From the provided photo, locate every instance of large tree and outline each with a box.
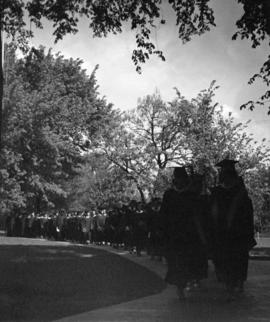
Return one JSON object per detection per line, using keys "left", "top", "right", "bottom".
{"left": 65, "top": 82, "right": 269, "bottom": 215}
{"left": 97, "top": 112, "right": 152, "bottom": 203}
{"left": 126, "top": 90, "right": 193, "bottom": 170}
{"left": 0, "top": 46, "right": 114, "bottom": 214}
{"left": 1, "top": 1, "right": 270, "bottom": 150}
{"left": 107, "top": 84, "right": 270, "bottom": 201}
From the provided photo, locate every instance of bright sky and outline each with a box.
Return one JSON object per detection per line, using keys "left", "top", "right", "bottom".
{"left": 18, "top": 0, "right": 270, "bottom": 143}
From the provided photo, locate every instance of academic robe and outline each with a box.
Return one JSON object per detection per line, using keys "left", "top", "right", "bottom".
{"left": 160, "top": 188, "right": 208, "bottom": 288}
{"left": 210, "top": 183, "right": 255, "bottom": 288}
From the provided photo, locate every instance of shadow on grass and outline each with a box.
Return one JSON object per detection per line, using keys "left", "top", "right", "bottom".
{"left": 0, "top": 243, "right": 165, "bottom": 321}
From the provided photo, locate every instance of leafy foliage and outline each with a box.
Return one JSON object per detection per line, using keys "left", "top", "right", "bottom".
{"left": 126, "top": 90, "right": 193, "bottom": 169}
{"left": 95, "top": 83, "right": 270, "bottom": 217}
{"left": 96, "top": 112, "right": 151, "bottom": 203}
{"left": 1, "top": 1, "right": 269, "bottom": 216}
{"left": 65, "top": 153, "right": 139, "bottom": 211}
{"left": 244, "top": 166, "right": 270, "bottom": 227}
{"left": 234, "top": 0, "right": 270, "bottom": 113}
{"left": 1, "top": 0, "right": 269, "bottom": 111}
{"left": 0, "top": 45, "right": 114, "bottom": 214}
{"left": 58, "top": 80, "right": 269, "bottom": 222}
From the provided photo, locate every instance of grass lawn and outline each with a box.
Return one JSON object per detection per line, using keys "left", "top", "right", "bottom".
{"left": 0, "top": 242, "right": 165, "bottom": 321}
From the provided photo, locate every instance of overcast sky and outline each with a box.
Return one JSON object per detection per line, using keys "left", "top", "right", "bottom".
{"left": 21, "top": 0, "right": 270, "bottom": 143}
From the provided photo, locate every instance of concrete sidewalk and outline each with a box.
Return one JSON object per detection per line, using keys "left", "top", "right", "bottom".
{"left": 54, "top": 244, "right": 270, "bottom": 322}
{"left": 255, "top": 237, "right": 270, "bottom": 248}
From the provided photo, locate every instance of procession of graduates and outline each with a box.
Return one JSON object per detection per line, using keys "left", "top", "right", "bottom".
{"left": 5, "top": 158, "right": 256, "bottom": 302}
{"left": 5, "top": 200, "right": 163, "bottom": 256}
{"left": 160, "top": 159, "right": 256, "bottom": 301}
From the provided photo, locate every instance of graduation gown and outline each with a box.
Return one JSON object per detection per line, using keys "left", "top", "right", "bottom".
{"left": 160, "top": 188, "right": 208, "bottom": 287}
{"left": 210, "top": 184, "right": 255, "bottom": 287}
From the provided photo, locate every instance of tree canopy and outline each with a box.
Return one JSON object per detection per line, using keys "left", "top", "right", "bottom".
{"left": 1, "top": 0, "right": 270, "bottom": 110}
{"left": 1, "top": 45, "right": 269, "bottom": 224}
{"left": 91, "top": 82, "right": 270, "bottom": 214}
{"left": 0, "top": 45, "right": 114, "bottom": 214}
{"left": 60, "top": 80, "right": 269, "bottom": 224}
{"left": 1, "top": 1, "right": 270, "bottom": 222}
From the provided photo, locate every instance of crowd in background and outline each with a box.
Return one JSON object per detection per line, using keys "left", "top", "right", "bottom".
{"left": 5, "top": 199, "right": 164, "bottom": 259}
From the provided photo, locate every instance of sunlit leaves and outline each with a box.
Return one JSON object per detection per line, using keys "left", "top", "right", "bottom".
{"left": 168, "top": 0, "right": 216, "bottom": 43}
{"left": 99, "top": 82, "right": 270, "bottom": 209}
{"left": 1, "top": 46, "right": 114, "bottom": 213}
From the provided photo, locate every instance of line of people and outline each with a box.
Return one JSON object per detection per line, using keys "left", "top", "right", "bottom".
{"left": 5, "top": 158, "right": 256, "bottom": 302}
{"left": 4, "top": 201, "right": 164, "bottom": 259}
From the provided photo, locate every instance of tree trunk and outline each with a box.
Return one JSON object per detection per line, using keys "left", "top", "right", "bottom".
{"left": 136, "top": 184, "right": 146, "bottom": 204}
{"left": 0, "top": 28, "right": 3, "bottom": 152}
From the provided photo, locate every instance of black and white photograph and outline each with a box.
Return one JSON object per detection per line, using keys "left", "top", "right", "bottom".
{"left": 0, "top": 1, "right": 270, "bottom": 321}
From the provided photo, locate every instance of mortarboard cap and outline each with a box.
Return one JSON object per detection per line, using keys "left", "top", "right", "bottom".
{"left": 216, "top": 159, "right": 239, "bottom": 182}
{"left": 215, "top": 159, "right": 239, "bottom": 169}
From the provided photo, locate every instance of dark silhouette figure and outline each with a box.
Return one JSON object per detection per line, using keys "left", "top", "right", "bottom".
{"left": 160, "top": 167, "right": 208, "bottom": 299}
{"left": 210, "top": 159, "right": 256, "bottom": 300}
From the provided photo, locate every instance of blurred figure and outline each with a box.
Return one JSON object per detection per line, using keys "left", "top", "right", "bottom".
{"left": 146, "top": 198, "right": 163, "bottom": 261}
{"left": 210, "top": 159, "right": 256, "bottom": 301}
{"left": 133, "top": 202, "right": 147, "bottom": 256}
{"left": 186, "top": 174, "right": 209, "bottom": 289}
{"left": 160, "top": 167, "right": 192, "bottom": 299}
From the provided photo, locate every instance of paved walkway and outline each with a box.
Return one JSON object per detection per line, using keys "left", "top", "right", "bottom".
{"left": 55, "top": 242, "right": 270, "bottom": 322}
{"left": 255, "top": 237, "right": 270, "bottom": 248}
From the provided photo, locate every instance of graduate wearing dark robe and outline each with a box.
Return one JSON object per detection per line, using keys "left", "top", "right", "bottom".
{"left": 160, "top": 167, "right": 208, "bottom": 299}
{"left": 210, "top": 159, "right": 256, "bottom": 299}
{"left": 146, "top": 198, "right": 163, "bottom": 260}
